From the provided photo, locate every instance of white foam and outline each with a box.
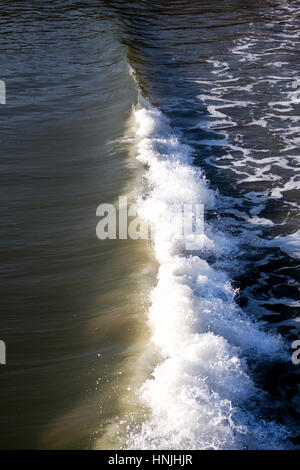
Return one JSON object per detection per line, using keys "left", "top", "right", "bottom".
{"left": 267, "top": 230, "right": 300, "bottom": 259}
{"left": 126, "top": 99, "right": 290, "bottom": 450}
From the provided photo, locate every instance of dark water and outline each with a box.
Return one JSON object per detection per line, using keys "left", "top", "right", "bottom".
{"left": 0, "top": 0, "right": 299, "bottom": 449}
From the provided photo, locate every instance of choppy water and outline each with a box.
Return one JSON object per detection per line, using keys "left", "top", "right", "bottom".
{"left": 0, "top": 0, "right": 299, "bottom": 449}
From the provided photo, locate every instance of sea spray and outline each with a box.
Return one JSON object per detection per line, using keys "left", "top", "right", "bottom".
{"left": 125, "top": 98, "right": 290, "bottom": 450}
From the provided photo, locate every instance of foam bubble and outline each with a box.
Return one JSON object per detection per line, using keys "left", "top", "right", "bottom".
{"left": 125, "top": 99, "right": 290, "bottom": 450}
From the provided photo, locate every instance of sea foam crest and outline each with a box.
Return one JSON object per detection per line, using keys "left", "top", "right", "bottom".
{"left": 127, "top": 100, "right": 289, "bottom": 450}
